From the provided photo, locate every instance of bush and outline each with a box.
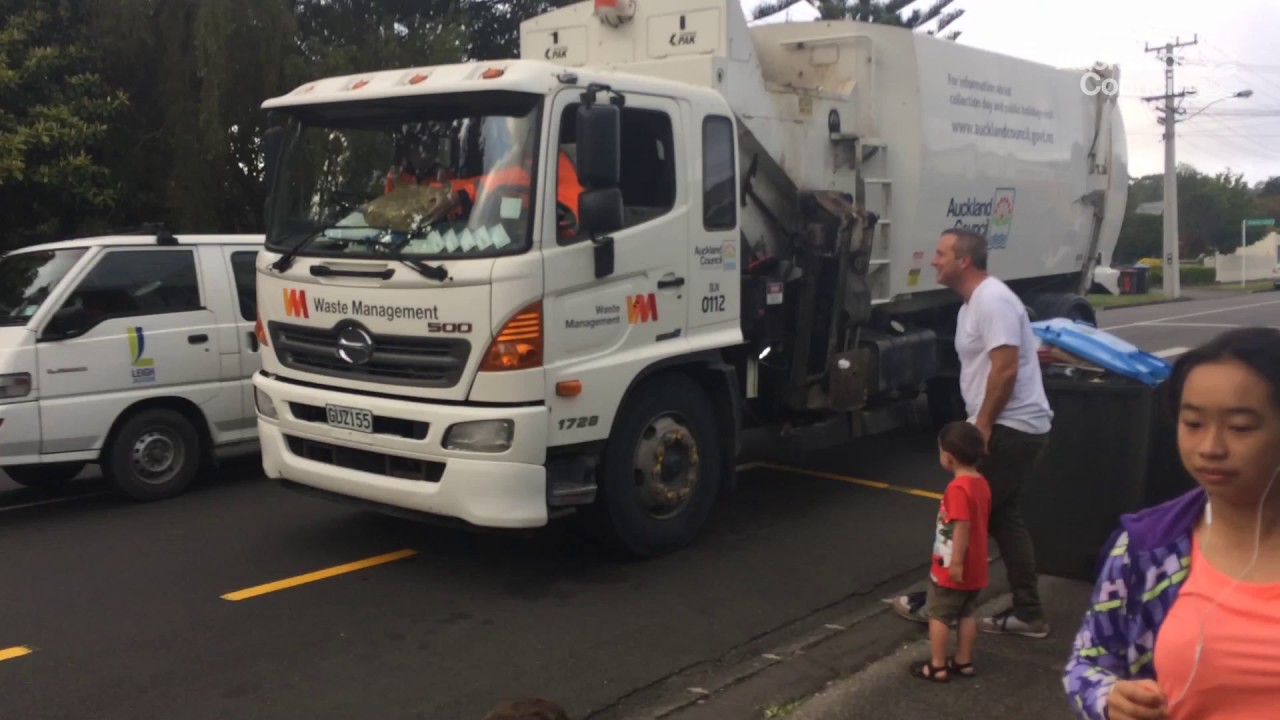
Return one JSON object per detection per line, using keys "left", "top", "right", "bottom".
{"left": 1142, "top": 265, "right": 1217, "bottom": 289}
{"left": 1181, "top": 266, "right": 1216, "bottom": 286}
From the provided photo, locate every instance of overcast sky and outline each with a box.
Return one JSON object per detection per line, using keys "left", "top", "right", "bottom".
{"left": 741, "top": 0, "right": 1280, "bottom": 185}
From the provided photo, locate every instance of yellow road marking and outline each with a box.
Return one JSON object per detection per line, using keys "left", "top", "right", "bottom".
{"left": 221, "top": 549, "right": 418, "bottom": 601}
{"left": 737, "top": 462, "right": 944, "bottom": 501}
{"left": 0, "top": 646, "right": 33, "bottom": 662}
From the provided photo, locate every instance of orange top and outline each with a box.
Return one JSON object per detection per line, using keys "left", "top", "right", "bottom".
{"left": 1154, "top": 534, "right": 1280, "bottom": 719}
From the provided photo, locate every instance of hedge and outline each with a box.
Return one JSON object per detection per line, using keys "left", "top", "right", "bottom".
{"left": 1144, "top": 265, "right": 1217, "bottom": 287}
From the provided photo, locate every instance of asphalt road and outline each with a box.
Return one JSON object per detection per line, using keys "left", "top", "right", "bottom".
{"left": 1, "top": 290, "right": 1275, "bottom": 720}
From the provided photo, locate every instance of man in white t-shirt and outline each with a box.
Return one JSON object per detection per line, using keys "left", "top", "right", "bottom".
{"left": 890, "top": 227, "right": 1053, "bottom": 639}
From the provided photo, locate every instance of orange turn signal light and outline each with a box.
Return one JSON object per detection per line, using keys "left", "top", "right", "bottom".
{"left": 556, "top": 380, "right": 582, "bottom": 397}
{"left": 255, "top": 312, "right": 269, "bottom": 347}
{"left": 480, "top": 301, "right": 542, "bottom": 372}
{"left": 481, "top": 67, "right": 507, "bottom": 79}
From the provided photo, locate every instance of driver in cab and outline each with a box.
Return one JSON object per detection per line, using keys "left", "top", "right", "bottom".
{"left": 375, "top": 132, "right": 583, "bottom": 241}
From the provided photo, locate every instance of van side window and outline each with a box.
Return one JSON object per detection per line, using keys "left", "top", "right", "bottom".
{"left": 58, "top": 249, "right": 202, "bottom": 324}
{"left": 230, "top": 251, "right": 258, "bottom": 321}
{"left": 557, "top": 103, "right": 677, "bottom": 242}
{"left": 702, "top": 115, "right": 736, "bottom": 231}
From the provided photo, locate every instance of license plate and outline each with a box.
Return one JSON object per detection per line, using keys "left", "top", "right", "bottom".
{"left": 325, "top": 404, "right": 373, "bottom": 433}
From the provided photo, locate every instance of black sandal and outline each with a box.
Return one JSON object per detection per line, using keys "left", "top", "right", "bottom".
{"left": 947, "top": 657, "right": 976, "bottom": 678}
{"left": 910, "top": 660, "right": 950, "bottom": 682}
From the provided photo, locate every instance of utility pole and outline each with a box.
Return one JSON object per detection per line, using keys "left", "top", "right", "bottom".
{"left": 1143, "top": 35, "right": 1197, "bottom": 300}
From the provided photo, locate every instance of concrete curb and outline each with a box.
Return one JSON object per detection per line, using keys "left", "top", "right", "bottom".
{"left": 593, "top": 558, "right": 1010, "bottom": 720}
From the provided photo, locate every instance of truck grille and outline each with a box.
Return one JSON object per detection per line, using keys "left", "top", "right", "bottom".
{"left": 285, "top": 435, "right": 444, "bottom": 483}
{"left": 268, "top": 321, "right": 469, "bottom": 388}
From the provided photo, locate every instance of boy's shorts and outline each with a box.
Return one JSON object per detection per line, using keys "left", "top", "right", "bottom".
{"left": 927, "top": 582, "right": 981, "bottom": 624}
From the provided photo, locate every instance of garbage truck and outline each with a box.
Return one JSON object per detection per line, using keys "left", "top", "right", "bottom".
{"left": 250, "top": 0, "right": 1128, "bottom": 556}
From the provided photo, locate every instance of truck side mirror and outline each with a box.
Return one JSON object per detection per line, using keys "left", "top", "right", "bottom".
{"left": 575, "top": 102, "right": 622, "bottom": 279}
{"left": 579, "top": 188, "right": 622, "bottom": 279}
{"left": 576, "top": 104, "right": 620, "bottom": 189}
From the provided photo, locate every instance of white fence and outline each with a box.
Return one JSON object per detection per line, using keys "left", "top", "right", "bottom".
{"left": 1213, "top": 232, "right": 1280, "bottom": 284}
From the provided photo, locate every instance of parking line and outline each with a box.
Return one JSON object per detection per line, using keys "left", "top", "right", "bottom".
{"left": 1155, "top": 347, "right": 1190, "bottom": 359}
{"left": 0, "top": 646, "right": 33, "bottom": 663}
{"left": 221, "top": 549, "right": 418, "bottom": 601}
{"left": 738, "top": 462, "right": 943, "bottom": 501}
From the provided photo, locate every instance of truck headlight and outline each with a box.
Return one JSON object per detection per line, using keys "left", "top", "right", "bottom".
{"left": 443, "top": 420, "right": 513, "bottom": 453}
{"left": 0, "top": 373, "right": 31, "bottom": 399}
{"left": 255, "top": 387, "right": 278, "bottom": 420}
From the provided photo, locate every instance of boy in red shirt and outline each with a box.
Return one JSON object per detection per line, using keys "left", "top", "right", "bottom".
{"left": 913, "top": 421, "right": 992, "bottom": 682}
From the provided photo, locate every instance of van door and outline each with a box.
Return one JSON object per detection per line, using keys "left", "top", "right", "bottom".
{"left": 35, "top": 247, "right": 222, "bottom": 455}
{"left": 218, "top": 246, "right": 262, "bottom": 442}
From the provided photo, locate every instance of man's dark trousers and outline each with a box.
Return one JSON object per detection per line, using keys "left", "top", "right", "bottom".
{"left": 981, "top": 423, "right": 1050, "bottom": 622}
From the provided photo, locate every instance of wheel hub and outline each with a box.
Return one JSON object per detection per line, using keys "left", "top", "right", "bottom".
{"left": 634, "top": 417, "right": 700, "bottom": 518}
{"left": 132, "top": 431, "right": 179, "bottom": 479}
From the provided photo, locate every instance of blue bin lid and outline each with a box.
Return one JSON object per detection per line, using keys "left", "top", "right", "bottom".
{"left": 1031, "top": 318, "right": 1172, "bottom": 387}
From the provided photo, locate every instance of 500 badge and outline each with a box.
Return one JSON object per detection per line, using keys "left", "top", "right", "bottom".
{"left": 427, "top": 322, "right": 472, "bottom": 334}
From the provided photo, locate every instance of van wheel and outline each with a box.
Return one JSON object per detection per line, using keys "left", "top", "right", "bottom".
{"left": 3, "top": 462, "right": 85, "bottom": 491}
{"left": 105, "top": 408, "right": 201, "bottom": 502}
{"left": 596, "top": 375, "right": 722, "bottom": 558}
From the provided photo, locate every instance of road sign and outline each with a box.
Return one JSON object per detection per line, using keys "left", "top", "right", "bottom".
{"left": 1244, "top": 218, "right": 1275, "bottom": 227}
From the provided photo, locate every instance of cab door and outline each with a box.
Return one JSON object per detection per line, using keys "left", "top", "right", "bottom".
{"left": 539, "top": 89, "right": 691, "bottom": 446}
{"left": 35, "top": 246, "right": 221, "bottom": 454}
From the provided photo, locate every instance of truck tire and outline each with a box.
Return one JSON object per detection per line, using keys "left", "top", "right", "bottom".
{"left": 3, "top": 462, "right": 85, "bottom": 491}
{"left": 1030, "top": 292, "right": 1095, "bottom": 325}
{"left": 596, "top": 374, "right": 723, "bottom": 558}
{"left": 104, "top": 408, "right": 202, "bottom": 502}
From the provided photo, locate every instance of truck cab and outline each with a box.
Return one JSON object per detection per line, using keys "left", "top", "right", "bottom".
{"left": 0, "top": 233, "right": 265, "bottom": 499}
{"left": 252, "top": 59, "right": 741, "bottom": 555}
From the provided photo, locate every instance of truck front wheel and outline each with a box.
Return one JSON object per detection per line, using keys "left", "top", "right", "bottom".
{"left": 104, "top": 408, "right": 202, "bottom": 502}
{"left": 597, "top": 375, "right": 723, "bottom": 558}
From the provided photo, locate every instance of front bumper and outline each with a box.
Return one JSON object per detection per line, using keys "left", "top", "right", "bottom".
{"left": 254, "top": 373, "right": 550, "bottom": 529}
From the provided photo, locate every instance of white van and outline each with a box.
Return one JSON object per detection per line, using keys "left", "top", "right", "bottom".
{"left": 0, "top": 232, "right": 265, "bottom": 500}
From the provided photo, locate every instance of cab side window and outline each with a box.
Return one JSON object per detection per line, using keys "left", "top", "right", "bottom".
{"left": 230, "top": 251, "right": 258, "bottom": 322}
{"left": 703, "top": 115, "right": 737, "bottom": 231}
{"left": 55, "top": 249, "right": 202, "bottom": 330}
{"left": 557, "top": 103, "right": 677, "bottom": 243}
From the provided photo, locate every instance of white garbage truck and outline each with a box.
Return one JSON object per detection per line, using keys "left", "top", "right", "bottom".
{"left": 250, "top": 0, "right": 1127, "bottom": 556}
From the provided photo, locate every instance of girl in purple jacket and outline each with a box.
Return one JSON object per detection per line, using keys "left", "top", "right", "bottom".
{"left": 1064, "top": 327, "right": 1280, "bottom": 720}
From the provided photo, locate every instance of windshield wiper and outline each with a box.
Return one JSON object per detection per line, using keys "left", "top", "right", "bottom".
{"left": 379, "top": 241, "right": 449, "bottom": 282}
{"left": 270, "top": 226, "right": 382, "bottom": 272}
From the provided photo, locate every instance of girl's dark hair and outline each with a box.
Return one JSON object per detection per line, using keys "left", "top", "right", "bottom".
{"left": 1167, "top": 327, "right": 1280, "bottom": 410}
{"left": 939, "top": 420, "right": 986, "bottom": 467}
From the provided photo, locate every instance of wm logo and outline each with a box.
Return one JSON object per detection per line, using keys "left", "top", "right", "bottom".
{"left": 627, "top": 293, "right": 658, "bottom": 324}
{"left": 283, "top": 288, "right": 309, "bottom": 318}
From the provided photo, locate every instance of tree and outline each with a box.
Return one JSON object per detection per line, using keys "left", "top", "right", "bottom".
{"left": 463, "top": 0, "right": 577, "bottom": 61}
{"left": 752, "top": 0, "right": 965, "bottom": 40}
{"left": 1114, "top": 174, "right": 1163, "bottom": 263}
{"left": 0, "top": 0, "right": 127, "bottom": 250}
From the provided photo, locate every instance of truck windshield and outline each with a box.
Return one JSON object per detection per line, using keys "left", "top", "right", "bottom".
{"left": 0, "top": 248, "right": 89, "bottom": 326}
{"left": 266, "top": 92, "right": 544, "bottom": 261}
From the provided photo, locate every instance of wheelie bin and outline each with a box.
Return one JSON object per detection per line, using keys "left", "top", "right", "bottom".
{"left": 1020, "top": 320, "right": 1196, "bottom": 581}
